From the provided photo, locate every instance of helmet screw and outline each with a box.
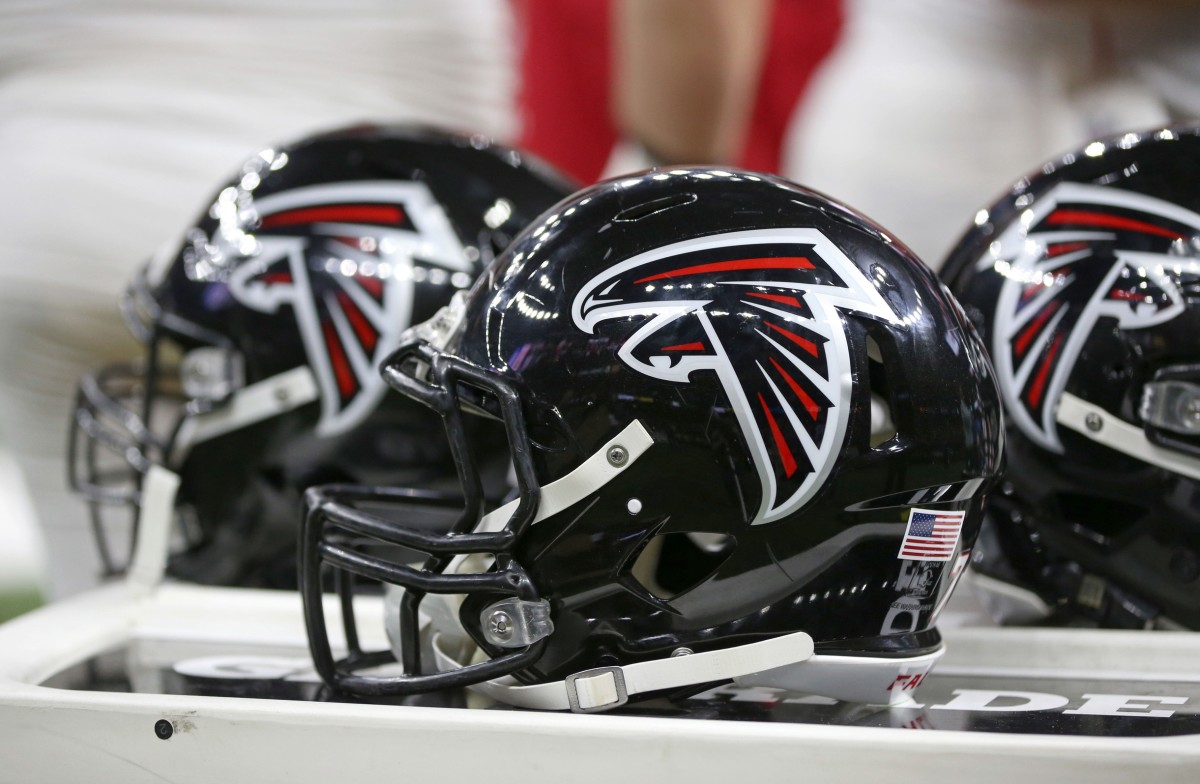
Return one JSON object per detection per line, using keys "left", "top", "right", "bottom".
{"left": 1185, "top": 397, "right": 1200, "bottom": 429}
{"left": 670, "top": 647, "right": 694, "bottom": 658}
{"left": 488, "top": 611, "right": 513, "bottom": 641}
{"left": 607, "top": 445, "right": 628, "bottom": 467}
{"left": 1085, "top": 412, "right": 1103, "bottom": 432}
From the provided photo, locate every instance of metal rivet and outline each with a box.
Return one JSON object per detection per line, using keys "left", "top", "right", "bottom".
{"left": 155, "top": 719, "right": 174, "bottom": 740}
{"left": 1186, "top": 398, "right": 1200, "bottom": 427}
{"left": 626, "top": 498, "right": 642, "bottom": 515}
{"left": 1085, "top": 412, "right": 1103, "bottom": 432}
{"left": 670, "top": 647, "right": 694, "bottom": 658}
{"left": 275, "top": 387, "right": 289, "bottom": 403}
{"left": 1170, "top": 547, "right": 1200, "bottom": 582}
{"left": 489, "top": 611, "right": 513, "bottom": 641}
{"left": 607, "top": 445, "right": 628, "bottom": 466}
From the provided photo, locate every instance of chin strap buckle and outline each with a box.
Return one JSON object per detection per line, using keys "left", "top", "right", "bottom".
{"left": 564, "top": 666, "right": 629, "bottom": 713}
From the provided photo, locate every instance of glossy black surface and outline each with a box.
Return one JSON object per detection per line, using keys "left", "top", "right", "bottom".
{"left": 310, "top": 167, "right": 1004, "bottom": 695}
{"left": 941, "top": 125, "right": 1200, "bottom": 628}
{"left": 69, "top": 124, "right": 576, "bottom": 586}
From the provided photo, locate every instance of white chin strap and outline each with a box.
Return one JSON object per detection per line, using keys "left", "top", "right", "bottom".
{"left": 437, "top": 419, "right": 656, "bottom": 580}
{"left": 428, "top": 625, "right": 941, "bottom": 711}
{"left": 1057, "top": 392, "right": 1200, "bottom": 481}
{"left": 431, "top": 628, "right": 816, "bottom": 713}
{"left": 475, "top": 419, "right": 656, "bottom": 534}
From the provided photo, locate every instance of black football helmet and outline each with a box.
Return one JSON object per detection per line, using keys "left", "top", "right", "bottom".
{"left": 942, "top": 125, "right": 1200, "bottom": 629}
{"left": 301, "top": 167, "right": 1004, "bottom": 711}
{"left": 69, "top": 124, "right": 576, "bottom": 586}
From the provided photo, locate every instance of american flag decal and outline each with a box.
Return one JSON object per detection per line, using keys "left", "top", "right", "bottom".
{"left": 897, "top": 508, "right": 964, "bottom": 561}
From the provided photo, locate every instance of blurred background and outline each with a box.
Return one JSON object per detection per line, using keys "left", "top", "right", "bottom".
{"left": 1, "top": 0, "right": 1197, "bottom": 620}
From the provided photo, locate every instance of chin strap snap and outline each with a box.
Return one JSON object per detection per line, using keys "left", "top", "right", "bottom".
{"left": 431, "top": 630, "right": 815, "bottom": 712}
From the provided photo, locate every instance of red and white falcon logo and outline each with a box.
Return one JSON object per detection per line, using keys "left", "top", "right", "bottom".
{"left": 227, "top": 182, "right": 473, "bottom": 436}
{"left": 572, "top": 228, "right": 899, "bottom": 525}
{"left": 983, "top": 182, "right": 1196, "bottom": 452}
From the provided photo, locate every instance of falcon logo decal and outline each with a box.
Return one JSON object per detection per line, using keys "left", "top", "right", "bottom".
{"left": 227, "top": 182, "right": 473, "bottom": 436}
{"left": 572, "top": 228, "right": 898, "bottom": 525}
{"left": 982, "top": 182, "right": 1196, "bottom": 452}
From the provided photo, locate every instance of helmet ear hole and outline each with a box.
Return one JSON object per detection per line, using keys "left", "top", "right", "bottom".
{"left": 865, "top": 334, "right": 897, "bottom": 446}
{"left": 628, "top": 531, "right": 735, "bottom": 601}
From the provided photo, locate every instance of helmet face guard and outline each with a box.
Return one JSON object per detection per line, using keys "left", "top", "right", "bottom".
{"left": 68, "top": 267, "right": 243, "bottom": 574}
{"left": 301, "top": 339, "right": 551, "bottom": 695}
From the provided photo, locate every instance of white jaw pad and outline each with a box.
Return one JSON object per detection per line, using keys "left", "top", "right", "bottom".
{"left": 736, "top": 646, "right": 944, "bottom": 707}
{"left": 1057, "top": 392, "right": 1200, "bottom": 482}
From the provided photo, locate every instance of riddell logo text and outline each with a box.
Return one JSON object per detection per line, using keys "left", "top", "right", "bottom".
{"left": 699, "top": 685, "right": 1187, "bottom": 718}
{"left": 887, "top": 673, "right": 927, "bottom": 693}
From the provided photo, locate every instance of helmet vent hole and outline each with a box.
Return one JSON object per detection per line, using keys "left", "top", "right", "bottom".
{"left": 628, "top": 531, "right": 734, "bottom": 601}
{"left": 613, "top": 193, "right": 698, "bottom": 223}
{"left": 865, "top": 335, "right": 897, "bottom": 446}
